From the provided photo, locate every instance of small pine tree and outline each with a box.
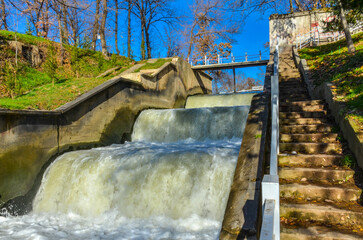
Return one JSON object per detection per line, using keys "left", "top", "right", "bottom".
{"left": 71, "top": 44, "right": 81, "bottom": 78}
{"left": 25, "top": 18, "right": 33, "bottom": 35}
{"left": 44, "top": 45, "right": 58, "bottom": 86}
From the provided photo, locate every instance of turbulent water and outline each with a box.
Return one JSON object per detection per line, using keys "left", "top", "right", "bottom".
{"left": 0, "top": 105, "right": 250, "bottom": 240}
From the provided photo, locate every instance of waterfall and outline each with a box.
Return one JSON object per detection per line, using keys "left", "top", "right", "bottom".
{"left": 0, "top": 101, "right": 250, "bottom": 240}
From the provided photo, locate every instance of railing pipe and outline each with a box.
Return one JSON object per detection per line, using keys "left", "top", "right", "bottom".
{"left": 260, "top": 43, "right": 280, "bottom": 240}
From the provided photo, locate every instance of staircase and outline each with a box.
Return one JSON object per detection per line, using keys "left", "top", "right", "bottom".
{"left": 278, "top": 48, "right": 363, "bottom": 239}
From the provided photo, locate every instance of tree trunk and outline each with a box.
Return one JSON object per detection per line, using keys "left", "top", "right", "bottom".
{"left": 127, "top": 0, "right": 132, "bottom": 58}
{"left": 100, "top": 0, "right": 108, "bottom": 57}
{"left": 61, "top": 0, "right": 69, "bottom": 44}
{"left": 114, "top": 0, "right": 119, "bottom": 55}
{"left": 140, "top": 0, "right": 146, "bottom": 60}
{"left": 313, "top": 0, "right": 318, "bottom": 9}
{"left": 320, "top": 0, "right": 327, "bottom": 8}
{"left": 55, "top": 3, "right": 64, "bottom": 65}
{"left": 42, "top": 0, "right": 50, "bottom": 38}
{"left": 92, "top": 0, "right": 101, "bottom": 51}
{"left": 294, "top": 0, "right": 303, "bottom": 11}
{"left": 187, "top": 22, "right": 197, "bottom": 59}
{"left": 289, "top": 0, "right": 294, "bottom": 13}
{"left": 145, "top": 25, "right": 151, "bottom": 59}
{"left": 337, "top": 0, "right": 355, "bottom": 54}
{"left": 0, "top": 0, "right": 7, "bottom": 30}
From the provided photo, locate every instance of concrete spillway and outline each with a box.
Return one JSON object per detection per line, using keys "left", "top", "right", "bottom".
{"left": 185, "top": 92, "right": 256, "bottom": 108}
{"left": 0, "top": 95, "right": 252, "bottom": 239}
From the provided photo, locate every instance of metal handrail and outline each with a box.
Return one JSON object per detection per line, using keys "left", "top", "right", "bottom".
{"left": 296, "top": 22, "right": 363, "bottom": 49}
{"left": 260, "top": 44, "right": 280, "bottom": 240}
{"left": 188, "top": 51, "right": 269, "bottom": 66}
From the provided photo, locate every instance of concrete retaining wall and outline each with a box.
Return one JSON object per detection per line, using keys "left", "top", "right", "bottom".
{"left": 292, "top": 47, "right": 363, "bottom": 168}
{"left": 269, "top": 10, "right": 332, "bottom": 51}
{"left": 0, "top": 57, "right": 212, "bottom": 213}
{"left": 219, "top": 57, "right": 272, "bottom": 240}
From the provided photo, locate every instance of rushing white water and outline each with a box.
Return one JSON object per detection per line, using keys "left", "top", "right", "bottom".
{"left": 0, "top": 105, "right": 250, "bottom": 240}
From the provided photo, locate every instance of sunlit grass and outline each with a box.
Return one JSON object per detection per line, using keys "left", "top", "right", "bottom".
{"left": 299, "top": 32, "right": 363, "bottom": 126}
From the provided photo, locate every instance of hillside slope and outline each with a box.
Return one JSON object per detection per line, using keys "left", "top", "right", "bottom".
{"left": 0, "top": 30, "right": 135, "bottom": 110}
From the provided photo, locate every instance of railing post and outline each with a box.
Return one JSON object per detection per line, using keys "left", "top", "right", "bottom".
{"left": 261, "top": 175, "right": 280, "bottom": 240}
{"left": 260, "top": 50, "right": 262, "bottom": 60}
{"left": 245, "top": 52, "right": 247, "bottom": 62}
{"left": 218, "top": 54, "right": 220, "bottom": 64}
{"left": 205, "top": 55, "right": 207, "bottom": 65}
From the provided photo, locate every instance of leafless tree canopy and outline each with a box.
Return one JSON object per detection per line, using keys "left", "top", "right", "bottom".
{"left": 0, "top": 0, "right": 355, "bottom": 59}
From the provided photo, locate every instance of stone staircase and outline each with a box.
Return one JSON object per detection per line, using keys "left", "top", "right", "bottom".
{"left": 277, "top": 48, "right": 363, "bottom": 239}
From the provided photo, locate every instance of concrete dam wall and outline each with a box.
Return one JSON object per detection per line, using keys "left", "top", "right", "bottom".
{"left": 0, "top": 57, "right": 212, "bottom": 210}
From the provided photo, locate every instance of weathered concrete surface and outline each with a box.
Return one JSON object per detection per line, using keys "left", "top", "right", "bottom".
{"left": 293, "top": 48, "right": 363, "bottom": 168}
{"left": 0, "top": 57, "right": 212, "bottom": 213}
{"left": 219, "top": 60, "right": 272, "bottom": 240}
{"left": 185, "top": 93, "right": 256, "bottom": 109}
{"left": 269, "top": 10, "right": 332, "bottom": 51}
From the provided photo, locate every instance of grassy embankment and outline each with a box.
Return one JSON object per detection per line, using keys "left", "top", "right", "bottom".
{"left": 299, "top": 32, "right": 363, "bottom": 131}
{"left": 0, "top": 31, "right": 169, "bottom": 110}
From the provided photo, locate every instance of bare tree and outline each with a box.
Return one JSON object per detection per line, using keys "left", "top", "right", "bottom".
{"left": 114, "top": 0, "right": 119, "bottom": 54}
{"left": 336, "top": 0, "right": 355, "bottom": 53}
{"left": 127, "top": 0, "right": 133, "bottom": 58}
{"left": 1, "top": 0, "right": 8, "bottom": 30}
{"left": 91, "top": 0, "right": 100, "bottom": 50}
{"left": 100, "top": 0, "right": 108, "bottom": 56}
{"left": 183, "top": 0, "right": 238, "bottom": 60}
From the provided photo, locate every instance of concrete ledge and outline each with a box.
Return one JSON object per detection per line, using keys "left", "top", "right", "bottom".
{"left": 219, "top": 58, "right": 272, "bottom": 240}
{"left": 293, "top": 47, "right": 363, "bottom": 168}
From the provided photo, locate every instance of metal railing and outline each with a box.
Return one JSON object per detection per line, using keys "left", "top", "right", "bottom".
{"left": 296, "top": 22, "right": 363, "bottom": 49}
{"left": 188, "top": 50, "right": 269, "bottom": 66}
{"left": 260, "top": 44, "right": 280, "bottom": 240}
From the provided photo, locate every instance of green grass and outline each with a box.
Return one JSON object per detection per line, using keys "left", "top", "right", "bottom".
{"left": 0, "top": 30, "right": 48, "bottom": 45}
{"left": 0, "top": 30, "right": 171, "bottom": 110}
{"left": 135, "top": 58, "right": 171, "bottom": 72}
{"left": 0, "top": 76, "right": 112, "bottom": 110}
{"left": 299, "top": 32, "right": 363, "bottom": 126}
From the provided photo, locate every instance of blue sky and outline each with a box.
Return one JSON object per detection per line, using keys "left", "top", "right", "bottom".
{"left": 9, "top": 0, "right": 274, "bottom": 88}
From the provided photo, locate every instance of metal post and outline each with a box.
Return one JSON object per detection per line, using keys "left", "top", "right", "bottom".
{"left": 231, "top": 53, "right": 234, "bottom": 63}
{"left": 245, "top": 52, "right": 247, "bottom": 62}
{"left": 205, "top": 55, "right": 207, "bottom": 65}
{"left": 233, "top": 67, "right": 236, "bottom": 93}
{"left": 259, "top": 50, "right": 262, "bottom": 60}
{"left": 218, "top": 54, "right": 220, "bottom": 64}
{"left": 261, "top": 175, "right": 280, "bottom": 240}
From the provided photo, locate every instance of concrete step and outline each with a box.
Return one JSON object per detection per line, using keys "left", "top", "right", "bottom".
{"left": 280, "top": 94, "right": 310, "bottom": 101}
{"left": 280, "top": 133, "right": 338, "bottom": 143}
{"left": 280, "top": 111, "right": 328, "bottom": 119}
{"left": 279, "top": 167, "right": 354, "bottom": 182}
{"left": 280, "top": 88, "right": 308, "bottom": 95}
{"left": 280, "top": 97, "right": 311, "bottom": 103}
{"left": 280, "top": 103, "right": 325, "bottom": 112}
{"left": 280, "top": 100, "right": 324, "bottom": 107}
{"left": 280, "top": 118, "right": 330, "bottom": 125}
{"left": 280, "top": 203, "right": 363, "bottom": 229}
{"left": 281, "top": 226, "right": 362, "bottom": 240}
{"left": 280, "top": 124, "right": 334, "bottom": 134}
{"left": 280, "top": 142, "right": 342, "bottom": 154}
{"left": 279, "top": 79, "right": 302, "bottom": 86}
{"left": 278, "top": 154, "right": 343, "bottom": 167}
{"left": 280, "top": 183, "right": 362, "bottom": 202}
